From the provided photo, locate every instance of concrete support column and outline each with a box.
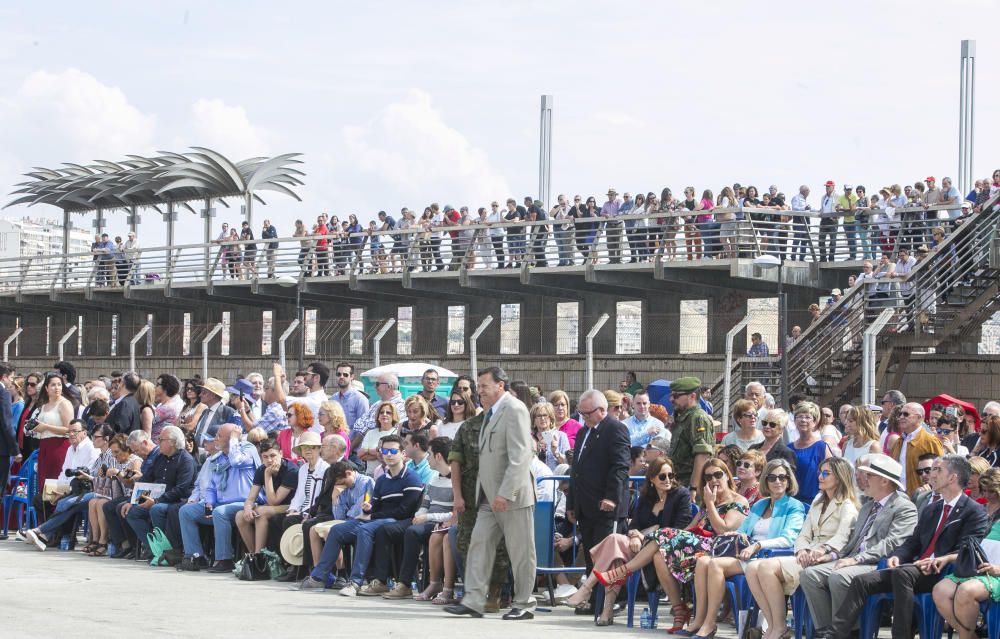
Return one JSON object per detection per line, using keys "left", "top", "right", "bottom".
{"left": 707, "top": 293, "right": 747, "bottom": 354}
{"left": 644, "top": 296, "right": 681, "bottom": 354}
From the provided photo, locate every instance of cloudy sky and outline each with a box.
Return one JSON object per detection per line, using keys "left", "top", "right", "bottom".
{"left": 1, "top": 1, "right": 998, "bottom": 245}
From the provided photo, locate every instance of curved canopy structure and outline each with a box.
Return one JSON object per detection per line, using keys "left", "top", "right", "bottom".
{"left": 4, "top": 147, "right": 305, "bottom": 213}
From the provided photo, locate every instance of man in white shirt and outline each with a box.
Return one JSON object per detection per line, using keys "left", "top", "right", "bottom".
{"left": 60, "top": 419, "right": 100, "bottom": 480}
{"left": 938, "top": 177, "right": 963, "bottom": 220}
{"left": 623, "top": 391, "right": 667, "bottom": 447}
{"left": 287, "top": 362, "right": 329, "bottom": 433}
{"left": 818, "top": 180, "right": 838, "bottom": 262}
{"left": 790, "top": 185, "right": 812, "bottom": 261}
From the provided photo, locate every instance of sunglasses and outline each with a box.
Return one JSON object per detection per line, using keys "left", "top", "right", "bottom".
{"left": 917, "top": 467, "right": 934, "bottom": 475}
{"left": 818, "top": 469, "right": 832, "bottom": 478}
{"left": 761, "top": 420, "right": 782, "bottom": 429}
{"left": 737, "top": 413, "right": 757, "bottom": 420}
{"left": 380, "top": 447, "right": 400, "bottom": 455}
{"left": 735, "top": 461, "right": 755, "bottom": 470}
{"left": 657, "top": 472, "right": 675, "bottom": 481}
{"left": 450, "top": 399, "right": 466, "bottom": 405}
{"left": 936, "top": 428, "right": 954, "bottom": 435}
{"left": 766, "top": 474, "right": 790, "bottom": 483}
{"left": 336, "top": 372, "right": 351, "bottom": 378}
{"left": 702, "top": 470, "right": 726, "bottom": 482}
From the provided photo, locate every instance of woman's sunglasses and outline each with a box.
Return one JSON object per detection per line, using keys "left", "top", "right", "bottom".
{"left": 735, "top": 461, "right": 755, "bottom": 470}
{"left": 766, "top": 474, "right": 789, "bottom": 483}
{"left": 702, "top": 470, "right": 726, "bottom": 482}
{"left": 657, "top": 472, "right": 674, "bottom": 481}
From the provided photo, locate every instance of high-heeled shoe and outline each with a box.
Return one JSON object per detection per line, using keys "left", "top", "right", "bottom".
{"left": 667, "top": 602, "right": 692, "bottom": 634}
{"left": 595, "top": 585, "right": 619, "bottom": 626}
{"left": 564, "top": 580, "right": 593, "bottom": 608}
{"left": 593, "top": 565, "right": 632, "bottom": 587}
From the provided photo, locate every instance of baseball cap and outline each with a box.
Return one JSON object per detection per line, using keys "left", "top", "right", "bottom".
{"left": 824, "top": 180, "right": 835, "bottom": 187}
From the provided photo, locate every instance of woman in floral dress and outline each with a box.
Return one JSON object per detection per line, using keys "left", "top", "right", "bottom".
{"left": 595, "top": 457, "right": 749, "bottom": 633}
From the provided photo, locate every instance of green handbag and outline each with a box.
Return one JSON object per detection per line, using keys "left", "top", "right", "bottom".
{"left": 146, "top": 527, "right": 173, "bottom": 567}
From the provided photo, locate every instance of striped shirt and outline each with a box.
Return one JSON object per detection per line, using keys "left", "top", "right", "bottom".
{"left": 416, "top": 471, "right": 454, "bottom": 523}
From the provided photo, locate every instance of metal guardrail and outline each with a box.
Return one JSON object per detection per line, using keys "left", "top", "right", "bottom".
{"left": 711, "top": 192, "right": 1000, "bottom": 417}
{"left": 0, "top": 204, "right": 970, "bottom": 296}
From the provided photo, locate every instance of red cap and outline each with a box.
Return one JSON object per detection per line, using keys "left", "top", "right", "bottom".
{"left": 824, "top": 180, "right": 835, "bottom": 187}
{"left": 925, "top": 176, "right": 936, "bottom": 182}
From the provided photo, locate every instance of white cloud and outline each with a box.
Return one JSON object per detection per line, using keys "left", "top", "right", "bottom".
{"left": 189, "top": 98, "right": 273, "bottom": 160}
{"left": 340, "top": 89, "right": 511, "bottom": 208}
{"left": 0, "top": 68, "right": 156, "bottom": 162}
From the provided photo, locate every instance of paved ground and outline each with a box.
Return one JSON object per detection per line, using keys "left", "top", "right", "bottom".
{"left": 0, "top": 539, "right": 748, "bottom": 638}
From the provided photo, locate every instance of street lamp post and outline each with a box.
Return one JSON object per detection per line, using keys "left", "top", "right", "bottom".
{"left": 276, "top": 276, "right": 305, "bottom": 371}
{"left": 754, "top": 255, "right": 788, "bottom": 408}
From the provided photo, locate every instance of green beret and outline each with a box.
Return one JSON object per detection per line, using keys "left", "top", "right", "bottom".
{"left": 671, "top": 377, "right": 702, "bottom": 394}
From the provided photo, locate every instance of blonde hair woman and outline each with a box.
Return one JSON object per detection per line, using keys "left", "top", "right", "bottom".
{"left": 134, "top": 379, "right": 156, "bottom": 436}
{"left": 745, "top": 457, "right": 860, "bottom": 639}
{"left": 318, "top": 400, "right": 351, "bottom": 458}
{"left": 842, "top": 404, "right": 881, "bottom": 466}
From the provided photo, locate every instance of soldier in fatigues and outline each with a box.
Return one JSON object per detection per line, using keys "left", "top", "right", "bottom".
{"left": 667, "top": 377, "right": 716, "bottom": 490}
{"left": 447, "top": 411, "right": 510, "bottom": 611}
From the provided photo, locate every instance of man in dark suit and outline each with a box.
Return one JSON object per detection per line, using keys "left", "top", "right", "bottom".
{"left": 192, "top": 378, "right": 236, "bottom": 450}
{"left": 0, "top": 363, "right": 20, "bottom": 538}
{"left": 826, "top": 454, "right": 988, "bottom": 639}
{"left": 107, "top": 372, "right": 141, "bottom": 434}
{"left": 567, "top": 388, "right": 630, "bottom": 612}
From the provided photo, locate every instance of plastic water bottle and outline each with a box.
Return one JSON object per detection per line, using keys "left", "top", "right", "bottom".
{"left": 411, "top": 580, "right": 418, "bottom": 592}
{"left": 107, "top": 543, "right": 116, "bottom": 557}
{"left": 59, "top": 535, "right": 71, "bottom": 551}
{"left": 640, "top": 607, "right": 651, "bottom": 630}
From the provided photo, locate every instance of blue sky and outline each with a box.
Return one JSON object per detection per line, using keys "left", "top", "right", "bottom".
{"left": 1, "top": 1, "right": 998, "bottom": 245}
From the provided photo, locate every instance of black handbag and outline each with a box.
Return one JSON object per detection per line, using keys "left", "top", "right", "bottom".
{"left": 953, "top": 535, "right": 988, "bottom": 578}
{"left": 711, "top": 533, "right": 750, "bottom": 558}
{"left": 236, "top": 552, "right": 271, "bottom": 581}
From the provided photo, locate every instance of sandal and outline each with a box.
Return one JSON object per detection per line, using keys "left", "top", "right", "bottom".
{"left": 431, "top": 588, "right": 456, "bottom": 605}
{"left": 80, "top": 542, "right": 99, "bottom": 554}
{"left": 594, "top": 565, "right": 632, "bottom": 587}
{"left": 414, "top": 581, "right": 443, "bottom": 601}
{"left": 88, "top": 544, "right": 108, "bottom": 557}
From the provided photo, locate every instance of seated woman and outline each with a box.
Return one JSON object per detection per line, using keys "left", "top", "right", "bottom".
{"left": 745, "top": 456, "right": 860, "bottom": 639}
{"left": 735, "top": 449, "right": 766, "bottom": 507}
{"left": 236, "top": 439, "right": 298, "bottom": 554}
{"left": 750, "top": 409, "right": 797, "bottom": 470}
{"left": 790, "top": 401, "right": 832, "bottom": 504}
{"left": 318, "top": 401, "right": 352, "bottom": 459}
{"left": 686, "top": 459, "right": 805, "bottom": 639}
{"left": 530, "top": 402, "right": 571, "bottom": 470}
{"left": 398, "top": 394, "right": 440, "bottom": 439}
{"left": 933, "top": 470, "right": 1000, "bottom": 639}
{"left": 277, "top": 404, "right": 314, "bottom": 463}
{"left": 359, "top": 403, "right": 399, "bottom": 475}
{"left": 590, "top": 458, "right": 749, "bottom": 633}
{"left": 566, "top": 457, "right": 693, "bottom": 625}
{"left": 85, "top": 431, "right": 141, "bottom": 556}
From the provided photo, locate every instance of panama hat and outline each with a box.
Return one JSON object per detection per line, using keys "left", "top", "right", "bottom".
{"left": 280, "top": 524, "right": 304, "bottom": 566}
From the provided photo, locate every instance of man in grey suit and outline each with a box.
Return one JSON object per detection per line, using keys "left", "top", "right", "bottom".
{"left": 446, "top": 366, "right": 537, "bottom": 620}
{"left": 192, "top": 378, "right": 236, "bottom": 450}
{"left": 799, "top": 454, "right": 918, "bottom": 637}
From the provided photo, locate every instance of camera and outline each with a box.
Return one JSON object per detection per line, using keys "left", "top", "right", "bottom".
{"left": 24, "top": 418, "right": 39, "bottom": 431}
{"left": 122, "top": 469, "right": 136, "bottom": 479}
{"left": 65, "top": 467, "right": 89, "bottom": 478}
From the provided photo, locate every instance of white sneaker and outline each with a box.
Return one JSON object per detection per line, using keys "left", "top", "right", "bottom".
{"left": 339, "top": 583, "right": 358, "bottom": 597}
{"left": 553, "top": 584, "right": 578, "bottom": 601}
{"left": 26, "top": 529, "right": 46, "bottom": 552}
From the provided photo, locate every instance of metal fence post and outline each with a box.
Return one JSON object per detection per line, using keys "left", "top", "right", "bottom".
{"left": 201, "top": 323, "right": 224, "bottom": 380}
{"left": 2, "top": 327, "right": 22, "bottom": 362}
{"left": 129, "top": 323, "right": 152, "bottom": 374}
{"left": 862, "top": 309, "right": 895, "bottom": 405}
{"left": 723, "top": 313, "right": 754, "bottom": 427}
{"left": 57, "top": 325, "right": 78, "bottom": 362}
{"left": 469, "top": 315, "right": 494, "bottom": 376}
{"left": 277, "top": 318, "right": 301, "bottom": 374}
{"left": 585, "top": 313, "right": 610, "bottom": 390}
{"left": 372, "top": 319, "right": 396, "bottom": 368}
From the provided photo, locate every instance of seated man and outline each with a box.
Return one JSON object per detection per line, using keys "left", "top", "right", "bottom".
{"left": 403, "top": 432, "right": 435, "bottom": 484}
{"left": 321, "top": 433, "right": 347, "bottom": 465}
{"left": 369, "top": 437, "right": 454, "bottom": 599}
{"left": 825, "top": 454, "right": 988, "bottom": 639}
{"left": 163, "top": 434, "right": 219, "bottom": 549}
{"left": 293, "top": 434, "right": 422, "bottom": 596}
{"left": 177, "top": 423, "right": 260, "bottom": 572}
{"left": 105, "top": 430, "right": 160, "bottom": 559}
{"left": 912, "top": 452, "right": 940, "bottom": 512}
{"left": 799, "top": 454, "right": 917, "bottom": 636}
{"left": 236, "top": 439, "right": 298, "bottom": 555}
{"left": 123, "top": 426, "right": 195, "bottom": 561}
{"left": 305, "top": 460, "right": 375, "bottom": 587}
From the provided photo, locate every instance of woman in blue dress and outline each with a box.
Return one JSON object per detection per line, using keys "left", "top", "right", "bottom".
{"left": 791, "top": 401, "right": 832, "bottom": 503}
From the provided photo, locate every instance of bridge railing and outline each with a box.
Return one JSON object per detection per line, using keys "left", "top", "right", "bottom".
{"left": 0, "top": 203, "right": 974, "bottom": 294}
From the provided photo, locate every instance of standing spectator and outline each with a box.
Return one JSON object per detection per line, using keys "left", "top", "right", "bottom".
{"left": 668, "top": 377, "right": 715, "bottom": 490}
{"left": 502, "top": 199, "right": 526, "bottom": 268}
{"left": 563, "top": 389, "right": 630, "bottom": 614}
{"left": 789, "top": 185, "right": 812, "bottom": 261}
{"left": 550, "top": 195, "right": 572, "bottom": 266}
{"left": 415, "top": 368, "right": 448, "bottom": 420}
{"left": 113, "top": 235, "right": 129, "bottom": 285}
{"left": 151, "top": 374, "right": 183, "bottom": 441}
{"left": 314, "top": 214, "right": 329, "bottom": 277}
{"left": 530, "top": 402, "right": 570, "bottom": 470}
{"left": 261, "top": 218, "right": 278, "bottom": 278}
{"left": 445, "top": 367, "right": 538, "bottom": 620}
{"left": 91, "top": 233, "right": 114, "bottom": 286}
{"left": 0, "top": 363, "right": 19, "bottom": 512}
{"left": 548, "top": 390, "right": 582, "bottom": 447}
{"left": 747, "top": 332, "right": 770, "bottom": 357}
{"left": 528, "top": 200, "right": 549, "bottom": 267}
{"left": 31, "top": 372, "right": 75, "bottom": 495}
{"left": 791, "top": 402, "right": 833, "bottom": 503}
{"left": 818, "top": 180, "right": 838, "bottom": 261}
{"left": 124, "top": 231, "right": 141, "bottom": 284}
{"left": 890, "top": 403, "right": 944, "bottom": 494}
{"left": 623, "top": 390, "right": 666, "bottom": 447}
{"left": 836, "top": 183, "right": 859, "bottom": 260}
{"left": 293, "top": 219, "right": 311, "bottom": 276}
{"left": 240, "top": 221, "right": 257, "bottom": 278}
{"left": 329, "top": 362, "right": 369, "bottom": 431}
{"left": 601, "top": 188, "right": 623, "bottom": 263}
{"left": 191, "top": 378, "right": 236, "bottom": 449}
{"left": 287, "top": 361, "right": 330, "bottom": 422}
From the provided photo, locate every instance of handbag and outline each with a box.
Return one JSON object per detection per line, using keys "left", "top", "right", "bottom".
{"left": 146, "top": 528, "right": 173, "bottom": 567}
{"left": 953, "top": 535, "right": 988, "bottom": 578}
{"left": 235, "top": 551, "right": 271, "bottom": 581}
{"left": 711, "top": 533, "right": 751, "bottom": 558}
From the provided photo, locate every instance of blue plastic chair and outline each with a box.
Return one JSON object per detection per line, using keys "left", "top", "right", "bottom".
{"left": 730, "top": 549, "right": 792, "bottom": 638}
{"left": 533, "top": 476, "right": 586, "bottom": 611}
{"left": 2, "top": 450, "right": 39, "bottom": 535}
{"left": 790, "top": 587, "right": 815, "bottom": 639}
{"left": 857, "top": 570, "right": 946, "bottom": 639}
{"left": 984, "top": 601, "right": 1000, "bottom": 638}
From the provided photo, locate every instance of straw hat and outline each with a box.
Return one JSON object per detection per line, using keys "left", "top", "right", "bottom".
{"left": 279, "top": 524, "right": 304, "bottom": 566}
{"left": 199, "top": 377, "right": 226, "bottom": 399}
{"left": 292, "top": 431, "right": 322, "bottom": 455}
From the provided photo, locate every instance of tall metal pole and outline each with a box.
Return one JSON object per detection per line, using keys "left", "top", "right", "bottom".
{"left": 585, "top": 313, "right": 610, "bottom": 390}
{"left": 959, "top": 40, "right": 976, "bottom": 194}
{"left": 296, "top": 286, "right": 305, "bottom": 372}
{"left": 538, "top": 95, "right": 553, "bottom": 210}
{"left": 778, "top": 264, "right": 788, "bottom": 410}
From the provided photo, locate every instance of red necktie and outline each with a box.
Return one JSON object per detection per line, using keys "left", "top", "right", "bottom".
{"left": 919, "top": 504, "right": 952, "bottom": 560}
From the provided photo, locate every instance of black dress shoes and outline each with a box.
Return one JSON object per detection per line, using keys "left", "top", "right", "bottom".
{"left": 502, "top": 608, "right": 534, "bottom": 621}
{"left": 444, "top": 603, "right": 483, "bottom": 618}
{"left": 208, "top": 559, "right": 234, "bottom": 573}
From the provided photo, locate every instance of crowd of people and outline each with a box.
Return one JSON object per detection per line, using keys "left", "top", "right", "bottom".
{"left": 3, "top": 357, "right": 1000, "bottom": 637}
{"left": 83, "top": 174, "right": 1000, "bottom": 283}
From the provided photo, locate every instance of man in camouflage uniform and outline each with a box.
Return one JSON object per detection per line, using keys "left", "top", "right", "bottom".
{"left": 667, "top": 376, "right": 715, "bottom": 492}
{"left": 447, "top": 411, "right": 510, "bottom": 610}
